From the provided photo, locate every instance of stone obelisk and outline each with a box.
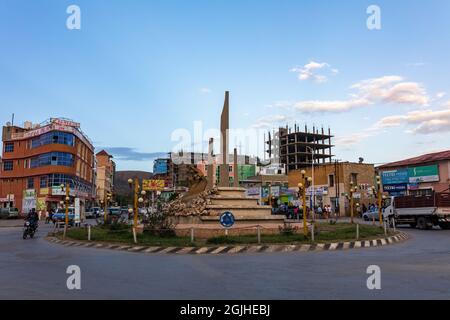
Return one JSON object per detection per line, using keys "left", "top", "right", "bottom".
{"left": 219, "top": 91, "right": 230, "bottom": 187}
{"left": 233, "top": 148, "right": 239, "bottom": 187}
{"left": 207, "top": 137, "right": 214, "bottom": 189}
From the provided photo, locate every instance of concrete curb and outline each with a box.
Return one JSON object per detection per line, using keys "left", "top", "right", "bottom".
{"left": 45, "top": 232, "right": 409, "bottom": 255}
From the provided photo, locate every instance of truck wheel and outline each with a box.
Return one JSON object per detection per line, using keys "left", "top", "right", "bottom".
{"left": 439, "top": 223, "right": 450, "bottom": 230}
{"left": 417, "top": 217, "right": 430, "bottom": 230}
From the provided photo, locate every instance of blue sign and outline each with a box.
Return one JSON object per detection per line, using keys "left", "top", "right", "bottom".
{"left": 383, "top": 183, "right": 407, "bottom": 196}
{"left": 219, "top": 211, "right": 235, "bottom": 228}
{"left": 381, "top": 169, "right": 409, "bottom": 185}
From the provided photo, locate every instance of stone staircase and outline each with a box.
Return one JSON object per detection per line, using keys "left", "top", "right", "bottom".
{"left": 200, "top": 187, "right": 285, "bottom": 225}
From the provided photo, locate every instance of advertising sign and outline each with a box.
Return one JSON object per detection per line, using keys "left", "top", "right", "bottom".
{"left": 270, "top": 186, "right": 280, "bottom": 197}
{"left": 40, "top": 188, "right": 49, "bottom": 196}
{"left": 383, "top": 184, "right": 408, "bottom": 194}
{"left": 246, "top": 187, "right": 260, "bottom": 197}
{"left": 408, "top": 165, "right": 439, "bottom": 183}
{"left": 23, "top": 189, "right": 36, "bottom": 199}
{"left": 22, "top": 198, "right": 36, "bottom": 213}
{"left": 381, "top": 169, "right": 409, "bottom": 185}
{"left": 142, "top": 179, "right": 165, "bottom": 191}
{"left": 74, "top": 198, "right": 81, "bottom": 223}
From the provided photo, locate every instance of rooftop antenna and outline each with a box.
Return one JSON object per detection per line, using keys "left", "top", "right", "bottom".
{"left": 11, "top": 113, "right": 14, "bottom": 126}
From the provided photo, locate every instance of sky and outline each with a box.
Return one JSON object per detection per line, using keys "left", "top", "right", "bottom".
{"left": 1, "top": 0, "right": 450, "bottom": 171}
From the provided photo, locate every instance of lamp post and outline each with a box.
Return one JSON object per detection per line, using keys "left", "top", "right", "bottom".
{"left": 298, "top": 169, "right": 311, "bottom": 237}
{"left": 349, "top": 182, "right": 354, "bottom": 224}
{"left": 60, "top": 183, "right": 70, "bottom": 239}
{"left": 305, "top": 146, "right": 315, "bottom": 221}
{"left": 376, "top": 175, "right": 383, "bottom": 226}
{"left": 128, "top": 178, "right": 140, "bottom": 228}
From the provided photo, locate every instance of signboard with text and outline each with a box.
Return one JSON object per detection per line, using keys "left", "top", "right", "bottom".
{"left": 381, "top": 169, "right": 409, "bottom": 185}
{"left": 142, "top": 180, "right": 165, "bottom": 191}
{"left": 408, "top": 165, "right": 439, "bottom": 183}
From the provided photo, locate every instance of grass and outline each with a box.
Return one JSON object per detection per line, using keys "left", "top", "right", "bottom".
{"left": 59, "top": 223, "right": 395, "bottom": 247}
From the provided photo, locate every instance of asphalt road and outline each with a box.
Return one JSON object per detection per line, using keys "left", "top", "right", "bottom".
{"left": 0, "top": 222, "right": 449, "bottom": 299}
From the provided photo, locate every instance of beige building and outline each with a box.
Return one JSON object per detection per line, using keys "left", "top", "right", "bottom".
{"left": 288, "top": 162, "right": 376, "bottom": 216}
{"left": 95, "top": 150, "right": 115, "bottom": 202}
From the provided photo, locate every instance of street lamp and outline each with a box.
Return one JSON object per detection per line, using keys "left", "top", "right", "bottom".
{"left": 60, "top": 183, "right": 70, "bottom": 239}
{"left": 305, "top": 146, "right": 315, "bottom": 221}
{"left": 376, "top": 175, "right": 383, "bottom": 226}
{"left": 298, "top": 169, "right": 310, "bottom": 237}
{"left": 128, "top": 178, "right": 140, "bottom": 228}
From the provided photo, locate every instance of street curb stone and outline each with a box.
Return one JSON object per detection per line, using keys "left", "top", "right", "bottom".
{"left": 45, "top": 231, "right": 409, "bottom": 255}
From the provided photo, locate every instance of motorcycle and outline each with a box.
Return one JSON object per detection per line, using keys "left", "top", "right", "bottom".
{"left": 23, "top": 220, "right": 38, "bottom": 239}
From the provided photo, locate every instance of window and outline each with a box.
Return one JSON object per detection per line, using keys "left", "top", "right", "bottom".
{"left": 329, "top": 174, "right": 335, "bottom": 187}
{"left": 3, "top": 161, "right": 13, "bottom": 171}
{"left": 40, "top": 176, "right": 48, "bottom": 188}
{"left": 30, "top": 152, "right": 74, "bottom": 168}
{"left": 27, "top": 177, "right": 34, "bottom": 189}
{"left": 30, "top": 131, "right": 75, "bottom": 148}
{"left": 351, "top": 173, "right": 358, "bottom": 186}
{"left": 4, "top": 142, "right": 14, "bottom": 153}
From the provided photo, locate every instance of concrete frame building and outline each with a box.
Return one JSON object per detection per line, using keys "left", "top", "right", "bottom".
{"left": 267, "top": 125, "right": 334, "bottom": 173}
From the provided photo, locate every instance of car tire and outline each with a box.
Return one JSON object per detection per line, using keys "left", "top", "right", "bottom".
{"left": 417, "top": 217, "right": 428, "bottom": 230}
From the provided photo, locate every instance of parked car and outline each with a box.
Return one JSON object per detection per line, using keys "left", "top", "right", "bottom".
{"left": 86, "top": 207, "right": 101, "bottom": 219}
{"left": 52, "top": 208, "right": 75, "bottom": 225}
{"left": 0, "top": 207, "right": 19, "bottom": 219}
{"left": 107, "top": 207, "right": 122, "bottom": 216}
{"left": 363, "top": 208, "right": 380, "bottom": 221}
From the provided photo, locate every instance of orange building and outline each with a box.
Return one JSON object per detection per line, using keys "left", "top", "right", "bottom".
{"left": 95, "top": 150, "right": 116, "bottom": 202}
{"left": 0, "top": 118, "right": 95, "bottom": 215}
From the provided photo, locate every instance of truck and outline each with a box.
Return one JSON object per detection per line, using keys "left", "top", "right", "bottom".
{"left": 383, "top": 192, "right": 450, "bottom": 230}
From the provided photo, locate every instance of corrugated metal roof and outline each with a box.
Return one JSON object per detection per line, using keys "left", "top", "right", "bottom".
{"left": 378, "top": 150, "right": 450, "bottom": 169}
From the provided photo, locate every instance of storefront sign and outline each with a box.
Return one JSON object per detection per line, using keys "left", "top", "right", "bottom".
{"left": 383, "top": 184, "right": 408, "bottom": 193}
{"left": 408, "top": 165, "right": 439, "bottom": 183}
{"left": 381, "top": 169, "right": 409, "bottom": 185}
{"left": 246, "top": 187, "right": 260, "bottom": 197}
{"left": 142, "top": 179, "right": 165, "bottom": 191}
{"left": 261, "top": 186, "right": 269, "bottom": 198}
{"left": 270, "top": 186, "right": 280, "bottom": 197}
{"left": 40, "top": 188, "right": 49, "bottom": 196}
{"left": 23, "top": 189, "right": 36, "bottom": 199}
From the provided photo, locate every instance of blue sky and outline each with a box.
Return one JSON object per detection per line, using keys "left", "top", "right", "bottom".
{"left": 1, "top": 0, "right": 450, "bottom": 171}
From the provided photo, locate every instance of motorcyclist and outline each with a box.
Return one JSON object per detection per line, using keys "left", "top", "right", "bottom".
{"left": 25, "top": 208, "right": 39, "bottom": 230}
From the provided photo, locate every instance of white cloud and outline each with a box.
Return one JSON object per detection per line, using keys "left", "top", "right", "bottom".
{"left": 200, "top": 87, "right": 211, "bottom": 94}
{"left": 350, "top": 76, "right": 429, "bottom": 106}
{"left": 252, "top": 115, "right": 289, "bottom": 129}
{"left": 290, "top": 61, "right": 337, "bottom": 83}
{"left": 376, "top": 108, "right": 450, "bottom": 134}
{"left": 279, "top": 75, "right": 430, "bottom": 113}
{"left": 294, "top": 98, "right": 370, "bottom": 113}
{"left": 436, "top": 92, "right": 446, "bottom": 100}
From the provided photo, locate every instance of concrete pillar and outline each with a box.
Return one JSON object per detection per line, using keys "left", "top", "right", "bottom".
{"left": 219, "top": 91, "right": 230, "bottom": 187}
{"left": 233, "top": 148, "right": 239, "bottom": 187}
{"left": 207, "top": 138, "right": 214, "bottom": 189}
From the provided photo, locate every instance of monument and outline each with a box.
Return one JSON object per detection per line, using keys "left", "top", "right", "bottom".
{"left": 163, "top": 91, "right": 286, "bottom": 236}
{"left": 219, "top": 91, "right": 230, "bottom": 187}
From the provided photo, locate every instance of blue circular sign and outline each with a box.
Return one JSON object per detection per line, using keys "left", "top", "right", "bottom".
{"left": 219, "top": 211, "right": 235, "bottom": 228}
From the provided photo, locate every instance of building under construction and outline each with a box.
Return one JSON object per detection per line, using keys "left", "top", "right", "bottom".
{"left": 266, "top": 124, "right": 334, "bottom": 173}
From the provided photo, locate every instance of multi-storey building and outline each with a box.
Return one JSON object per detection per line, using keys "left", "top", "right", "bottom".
{"left": 266, "top": 125, "right": 334, "bottom": 173}
{"left": 0, "top": 118, "right": 95, "bottom": 215}
{"left": 95, "top": 150, "right": 116, "bottom": 203}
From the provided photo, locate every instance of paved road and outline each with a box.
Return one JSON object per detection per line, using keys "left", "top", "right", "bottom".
{"left": 0, "top": 223, "right": 449, "bottom": 299}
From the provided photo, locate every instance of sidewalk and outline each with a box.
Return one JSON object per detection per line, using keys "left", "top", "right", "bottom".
{"left": 0, "top": 219, "right": 24, "bottom": 228}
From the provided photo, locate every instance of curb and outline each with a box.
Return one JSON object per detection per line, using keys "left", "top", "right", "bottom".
{"left": 45, "top": 232, "right": 409, "bottom": 255}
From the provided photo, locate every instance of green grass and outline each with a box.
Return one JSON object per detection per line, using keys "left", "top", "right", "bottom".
{"left": 59, "top": 223, "right": 394, "bottom": 247}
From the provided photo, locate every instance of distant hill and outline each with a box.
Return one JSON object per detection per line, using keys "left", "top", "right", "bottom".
{"left": 114, "top": 171, "right": 154, "bottom": 197}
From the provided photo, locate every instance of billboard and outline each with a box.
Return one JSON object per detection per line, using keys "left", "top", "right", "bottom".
{"left": 142, "top": 179, "right": 165, "bottom": 191}
{"left": 381, "top": 169, "right": 409, "bottom": 185}
{"left": 408, "top": 165, "right": 439, "bottom": 183}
